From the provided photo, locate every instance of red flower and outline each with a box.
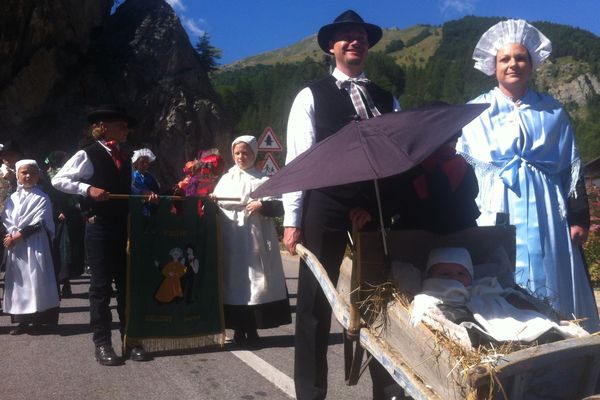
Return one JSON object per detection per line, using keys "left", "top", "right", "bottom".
{"left": 174, "top": 150, "right": 225, "bottom": 217}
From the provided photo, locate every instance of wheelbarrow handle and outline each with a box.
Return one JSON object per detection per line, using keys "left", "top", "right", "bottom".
{"left": 295, "top": 244, "right": 352, "bottom": 330}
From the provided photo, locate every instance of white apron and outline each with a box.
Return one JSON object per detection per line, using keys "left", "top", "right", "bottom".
{"left": 213, "top": 165, "right": 287, "bottom": 305}
{"left": 2, "top": 186, "right": 59, "bottom": 314}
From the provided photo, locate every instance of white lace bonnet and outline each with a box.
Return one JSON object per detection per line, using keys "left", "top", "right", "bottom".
{"left": 131, "top": 148, "right": 156, "bottom": 164}
{"left": 472, "top": 19, "right": 552, "bottom": 76}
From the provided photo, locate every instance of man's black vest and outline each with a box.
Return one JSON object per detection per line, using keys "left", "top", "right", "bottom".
{"left": 311, "top": 75, "right": 394, "bottom": 141}
{"left": 303, "top": 75, "right": 394, "bottom": 228}
{"left": 81, "top": 141, "right": 131, "bottom": 218}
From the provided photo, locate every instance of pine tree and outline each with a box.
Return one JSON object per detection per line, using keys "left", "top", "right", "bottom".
{"left": 195, "top": 33, "right": 222, "bottom": 72}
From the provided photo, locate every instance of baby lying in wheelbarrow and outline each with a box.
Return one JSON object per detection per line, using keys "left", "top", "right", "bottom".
{"left": 408, "top": 247, "right": 589, "bottom": 346}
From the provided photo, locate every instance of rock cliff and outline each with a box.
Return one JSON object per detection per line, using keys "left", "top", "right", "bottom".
{"left": 537, "top": 59, "right": 600, "bottom": 112}
{"left": 0, "top": 0, "right": 229, "bottom": 187}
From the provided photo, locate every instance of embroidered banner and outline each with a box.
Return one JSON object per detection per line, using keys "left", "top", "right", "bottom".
{"left": 125, "top": 197, "right": 224, "bottom": 352}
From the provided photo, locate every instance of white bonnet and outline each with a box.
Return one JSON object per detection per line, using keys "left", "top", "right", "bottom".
{"left": 473, "top": 19, "right": 552, "bottom": 76}
{"left": 426, "top": 247, "right": 474, "bottom": 278}
{"left": 232, "top": 135, "right": 258, "bottom": 157}
{"left": 15, "top": 159, "right": 39, "bottom": 172}
{"left": 169, "top": 247, "right": 183, "bottom": 259}
{"left": 131, "top": 148, "right": 156, "bottom": 164}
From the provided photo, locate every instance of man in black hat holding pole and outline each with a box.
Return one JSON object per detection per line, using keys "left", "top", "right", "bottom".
{"left": 52, "top": 105, "right": 149, "bottom": 365}
{"left": 283, "top": 10, "right": 403, "bottom": 400}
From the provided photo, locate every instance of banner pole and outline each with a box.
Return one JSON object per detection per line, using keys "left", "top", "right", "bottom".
{"left": 108, "top": 194, "right": 240, "bottom": 201}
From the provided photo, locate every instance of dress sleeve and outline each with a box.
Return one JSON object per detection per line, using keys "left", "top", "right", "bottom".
{"left": 19, "top": 221, "right": 44, "bottom": 238}
{"left": 567, "top": 176, "right": 590, "bottom": 229}
{"left": 260, "top": 200, "right": 284, "bottom": 218}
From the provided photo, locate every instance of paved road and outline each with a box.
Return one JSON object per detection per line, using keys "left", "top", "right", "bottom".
{"left": 0, "top": 253, "right": 374, "bottom": 400}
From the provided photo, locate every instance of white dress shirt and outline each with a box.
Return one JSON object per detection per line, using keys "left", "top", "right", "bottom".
{"left": 51, "top": 141, "right": 115, "bottom": 196}
{"left": 282, "top": 68, "right": 400, "bottom": 227}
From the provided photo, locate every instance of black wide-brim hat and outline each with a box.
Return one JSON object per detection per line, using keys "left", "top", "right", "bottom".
{"left": 86, "top": 105, "right": 137, "bottom": 127}
{"left": 317, "top": 10, "right": 383, "bottom": 53}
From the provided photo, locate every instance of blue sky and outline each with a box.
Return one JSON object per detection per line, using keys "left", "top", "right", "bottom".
{"left": 163, "top": 0, "right": 600, "bottom": 65}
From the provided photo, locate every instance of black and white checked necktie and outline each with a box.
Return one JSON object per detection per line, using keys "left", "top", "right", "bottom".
{"left": 336, "top": 78, "right": 382, "bottom": 120}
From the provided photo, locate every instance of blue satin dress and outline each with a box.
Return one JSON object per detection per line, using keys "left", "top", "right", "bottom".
{"left": 457, "top": 87, "right": 599, "bottom": 332}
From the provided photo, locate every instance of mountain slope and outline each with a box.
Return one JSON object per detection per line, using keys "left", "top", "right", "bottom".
{"left": 214, "top": 16, "right": 600, "bottom": 162}
{"left": 225, "top": 25, "right": 441, "bottom": 70}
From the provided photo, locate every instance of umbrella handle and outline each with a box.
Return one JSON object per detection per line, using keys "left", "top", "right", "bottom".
{"left": 373, "top": 180, "right": 388, "bottom": 256}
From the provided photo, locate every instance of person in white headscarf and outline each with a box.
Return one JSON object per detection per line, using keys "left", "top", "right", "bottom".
{"left": 456, "top": 19, "right": 599, "bottom": 332}
{"left": 212, "top": 135, "right": 291, "bottom": 346}
{"left": 2, "top": 159, "right": 59, "bottom": 335}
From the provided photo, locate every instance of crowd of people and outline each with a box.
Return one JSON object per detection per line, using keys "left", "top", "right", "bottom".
{"left": 0, "top": 9, "right": 598, "bottom": 400}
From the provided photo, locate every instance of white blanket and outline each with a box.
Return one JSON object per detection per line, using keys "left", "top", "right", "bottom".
{"left": 411, "top": 277, "right": 588, "bottom": 343}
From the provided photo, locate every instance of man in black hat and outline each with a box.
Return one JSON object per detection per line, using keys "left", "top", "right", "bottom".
{"left": 52, "top": 105, "right": 149, "bottom": 365}
{"left": 282, "top": 10, "right": 402, "bottom": 400}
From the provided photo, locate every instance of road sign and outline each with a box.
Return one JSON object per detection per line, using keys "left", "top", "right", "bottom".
{"left": 257, "top": 126, "right": 283, "bottom": 152}
{"left": 259, "top": 153, "right": 280, "bottom": 176}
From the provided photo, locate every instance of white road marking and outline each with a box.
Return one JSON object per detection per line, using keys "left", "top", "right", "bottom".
{"left": 231, "top": 349, "right": 296, "bottom": 399}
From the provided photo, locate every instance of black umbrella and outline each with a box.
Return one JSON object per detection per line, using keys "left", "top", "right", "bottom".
{"left": 251, "top": 103, "right": 488, "bottom": 253}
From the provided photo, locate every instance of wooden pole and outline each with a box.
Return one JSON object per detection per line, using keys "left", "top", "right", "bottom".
{"left": 107, "top": 194, "right": 240, "bottom": 201}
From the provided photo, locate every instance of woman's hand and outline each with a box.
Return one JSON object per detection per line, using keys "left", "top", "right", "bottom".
{"left": 349, "top": 207, "right": 372, "bottom": 231}
{"left": 246, "top": 200, "right": 262, "bottom": 216}
{"left": 3, "top": 231, "right": 21, "bottom": 248}
{"left": 147, "top": 192, "right": 160, "bottom": 204}
{"left": 88, "top": 186, "right": 109, "bottom": 201}
{"left": 570, "top": 225, "right": 589, "bottom": 246}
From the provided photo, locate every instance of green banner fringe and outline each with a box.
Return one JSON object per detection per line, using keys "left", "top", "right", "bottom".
{"left": 127, "top": 332, "right": 225, "bottom": 353}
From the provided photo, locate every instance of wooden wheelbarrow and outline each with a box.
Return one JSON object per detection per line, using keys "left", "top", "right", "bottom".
{"left": 296, "top": 226, "right": 600, "bottom": 399}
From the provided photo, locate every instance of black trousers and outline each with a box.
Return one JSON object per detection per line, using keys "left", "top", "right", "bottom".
{"left": 293, "top": 213, "right": 397, "bottom": 400}
{"left": 85, "top": 216, "right": 127, "bottom": 347}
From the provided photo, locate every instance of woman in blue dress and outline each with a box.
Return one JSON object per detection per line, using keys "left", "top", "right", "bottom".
{"left": 457, "top": 19, "right": 599, "bottom": 332}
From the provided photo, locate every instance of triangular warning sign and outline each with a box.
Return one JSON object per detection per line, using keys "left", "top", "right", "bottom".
{"left": 259, "top": 153, "right": 280, "bottom": 176}
{"left": 257, "top": 126, "right": 283, "bottom": 152}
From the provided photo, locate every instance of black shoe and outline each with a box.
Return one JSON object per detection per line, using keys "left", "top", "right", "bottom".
{"left": 9, "top": 323, "right": 28, "bottom": 335}
{"left": 60, "top": 283, "right": 72, "bottom": 298}
{"left": 95, "top": 345, "right": 121, "bottom": 366}
{"left": 233, "top": 330, "right": 246, "bottom": 345}
{"left": 245, "top": 329, "right": 260, "bottom": 347}
{"left": 127, "top": 345, "right": 150, "bottom": 362}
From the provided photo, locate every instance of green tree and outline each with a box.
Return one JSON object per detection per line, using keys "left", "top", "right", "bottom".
{"left": 385, "top": 39, "right": 405, "bottom": 54}
{"left": 213, "top": 59, "right": 329, "bottom": 138}
{"left": 195, "top": 33, "right": 222, "bottom": 72}
{"left": 364, "top": 52, "right": 405, "bottom": 98}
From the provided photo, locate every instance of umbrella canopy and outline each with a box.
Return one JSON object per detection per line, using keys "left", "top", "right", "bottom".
{"left": 251, "top": 103, "right": 488, "bottom": 198}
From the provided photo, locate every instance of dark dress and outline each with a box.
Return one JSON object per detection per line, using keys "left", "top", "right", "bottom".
{"left": 379, "top": 145, "right": 480, "bottom": 234}
{"left": 46, "top": 170, "right": 85, "bottom": 283}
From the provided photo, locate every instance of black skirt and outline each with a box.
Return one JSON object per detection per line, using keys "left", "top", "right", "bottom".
{"left": 11, "top": 307, "right": 59, "bottom": 325}
{"left": 224, "top": 299, "right": 292, "bottom": 330}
